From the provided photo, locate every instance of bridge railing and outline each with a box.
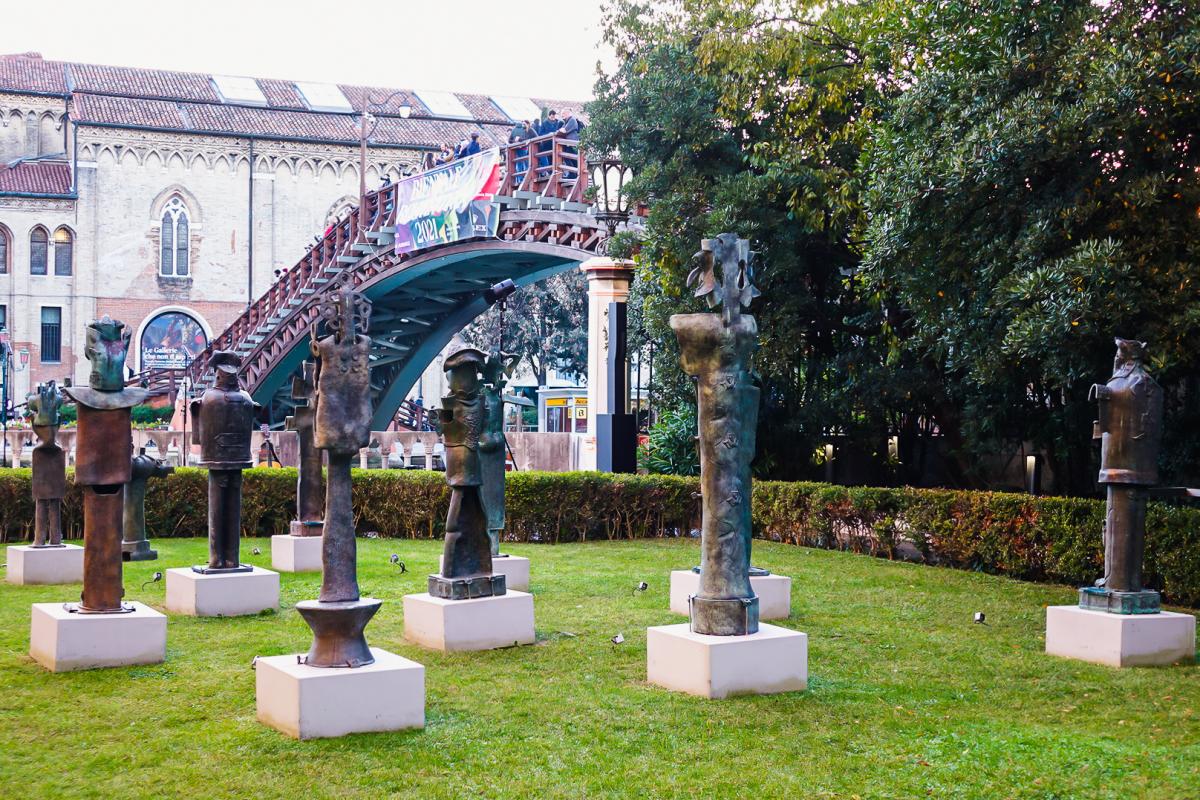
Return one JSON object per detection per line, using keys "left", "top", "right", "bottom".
{"left": 130, "top": 135, "right": 596, "bottom": 412}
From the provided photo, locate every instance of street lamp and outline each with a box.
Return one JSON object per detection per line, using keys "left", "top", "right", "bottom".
{"left": 359, "top": 92, "right": 413, "bottom": 234}
{"left": 590, "top": 156, "right": 634, "bottom": 241}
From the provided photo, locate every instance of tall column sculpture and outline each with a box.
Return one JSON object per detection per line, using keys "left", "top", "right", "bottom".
{"left": 190, "top": 351, "right": 257, "bottom": 574}
{"left": 646, "top": 234, "right": 807, "bottom": 698}
{"left": 122, "top": 447, "right": 173, "bottom": 561}
{"left": 296, "top": 285, "right": 380, "bottom": 667}
{"left": 1082, "top": 339, "right": 1163, "bottom": 613}
{"left": 286, "top": 362, "right": 324, "bottom": 537}
{"left": 62, "top": 318, "right": 149, "bottom": 613}
{"left": 27, "top": 381, "right": 66, "bottom": 548}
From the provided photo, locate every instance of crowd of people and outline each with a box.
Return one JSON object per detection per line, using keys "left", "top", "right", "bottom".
{"left": 506, "top": 109, "right": 583, "bottom": 184}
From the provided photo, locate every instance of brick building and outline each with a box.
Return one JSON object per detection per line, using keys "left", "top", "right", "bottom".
{"left": 0, "top": 52, "right": 582, "bottom": 409}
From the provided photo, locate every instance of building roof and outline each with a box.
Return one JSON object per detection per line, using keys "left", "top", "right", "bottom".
{"left": 0, "top": 159, "right": 72, "bottom": 195}
{"left": 0, "top": 52, "right": 588, "bottom": 150}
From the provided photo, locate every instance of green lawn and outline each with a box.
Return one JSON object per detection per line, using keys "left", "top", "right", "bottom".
{"left": 1, "top": 538, "right": 1197, "bottom": 800}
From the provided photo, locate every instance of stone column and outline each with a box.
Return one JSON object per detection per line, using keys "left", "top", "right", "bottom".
{"left": 580, "top": 257, "right": 636, "bottom": 472}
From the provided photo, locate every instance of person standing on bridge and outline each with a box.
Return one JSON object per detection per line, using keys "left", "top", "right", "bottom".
{"left": 463, "top": 132, "right": 482, "bottom": 158}
{"left": 536, "top": 110, "right": 561, "bottom": 175}
{"left": 423, "top": 151, "right": 436, "bottom": 171}
{"left": 558, "top": 111, "right": 583, "bottom": 180}
{"left": 509, "top": 120, "right": 532, "bottom": 187}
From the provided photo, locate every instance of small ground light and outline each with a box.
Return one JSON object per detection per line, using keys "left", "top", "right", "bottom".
{"left": 632, "top": 581, "right": 648, "bottom": 595}
{"left": 252, "top": 547, "right": 261, "bottom": 555}
{"left": 611, "top": 633, "right": 625, "bottom": 645}
{"left": 389, "top": 554, "right": 407, "bottom": 573}
{"left": 140, "top": 571, "right": 162, "bottom": 591}
{"left": 974, "top": 612, "right": 986, "bottom": 624}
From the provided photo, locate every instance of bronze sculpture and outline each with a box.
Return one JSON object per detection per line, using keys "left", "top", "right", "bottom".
{"left": 429, "top": 338, "right": 505, "bottom": 599}
{"left": 480, "top": 350, "right": 518, "bottom": 557}
{"left": 61, "top": 316, "right": 149, "bottom": 613}
{"left": 190, "top": 351, "right": 257, "bottom": 573}
{"left": 285, "top": 362, "right": 324, "bottom": 537}
{"left": 671, "top": 234, "right": 761, "bottom": 636}
{"left": 122, "top": 447, "right": 173, "bottom": 561}
{"left": 26, "top": 381, "right": 66, "bottom": 548}
{"left": 1081, "top": 339, "right": 1164, "bottom": 614}
{"left": 296, "top": 283, "right": 381, "bottom": 668}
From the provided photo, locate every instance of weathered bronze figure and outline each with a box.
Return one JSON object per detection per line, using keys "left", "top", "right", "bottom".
{"left": 190, "top": 351, "right": 257, "bottom": 573}
{"left": 1081, "top": 339, "right": 1164, "bottom": 614}
{"left": 296, "top": 283, "right": 381, "bottom": 668}
{"left": 671, "top": 234, "right": 761, "bottom": 636}
{"left": 285, "top": 362, "right": 324, "bottom": 537}
{"left": 122, "top": 448, "right": 173, "bottom": 561}
{"left": 480, "top": 350, "right": 518, "bottom": 557}
{"left": 61, "top": 317, "right": 149, "bottom": 613}
{"left": 429, "top": 338, "right": 506, "bottom": 599}
{"left": 27, "top": 382, "right": 66, "bottom": 548}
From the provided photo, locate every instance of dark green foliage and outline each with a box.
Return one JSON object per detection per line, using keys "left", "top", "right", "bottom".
{"left": 2, "top": 467, "right": 1199, "bottom": 605}
{"left": 638, "top": 405, "right": 699, "bottom": 476}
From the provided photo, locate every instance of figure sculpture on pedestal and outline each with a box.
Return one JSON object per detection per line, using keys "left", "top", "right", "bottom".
{"left": 26, "top": 382, "right": 66, "bottom": 548}
{"left": 61, "top": 317, "right": 149, "bottom": 613}
{"left": 122, "top": 448, "right": 173, "bottom": 561}
{"left": 672, "top": 233, "right": 761, "bottom": 636}
{"left": 190, "top": 351, "right": 257, "bottom": 573}
{"left": 1081, "top": 339, "right": 1164, "bottom": 614}
{"left": 286, "top": 362, "right": 324, "bottom": 537}
{"left": 480, "top": 350, "right": 518, "bottom": 558}
{"left": 429, "top": 338, "right": 505, "bottom": 599}
{"left": 296, "top": 283, "right": 381, "bottom": 667}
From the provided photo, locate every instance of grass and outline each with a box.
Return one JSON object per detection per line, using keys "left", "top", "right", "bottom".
{"left": 1, "top": 537, "right": 1198, "bottom": 800}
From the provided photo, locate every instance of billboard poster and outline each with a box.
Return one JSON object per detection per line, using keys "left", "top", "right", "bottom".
{"left": 393, "top": 147, "right": 501, "bottom": 255}
{"left": 140, "top": 311, "right": 208, "bottom": 370}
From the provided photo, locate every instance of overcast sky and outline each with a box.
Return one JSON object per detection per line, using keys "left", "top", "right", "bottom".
{"left": 0, "top": 0, "right": 612, "bottom": 100}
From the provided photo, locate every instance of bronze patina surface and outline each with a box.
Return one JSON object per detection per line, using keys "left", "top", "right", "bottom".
{"left": 60, "top": 317, "right": 146, "bottom": 614}
{"left": 671, "top": 234, "right": 761, "bottom": 636}
{"left": 296, "top": 282, "right": 380, "bottom": 668}
{"left": 122, "top": 448, "right": 173, "bottom": 561}
{"left": 480, "top": 351, "right": 518, "bottom": 557}
{"left": 286, "top": 362, "right": 324, "bottom": 536}
{"left": 190, "top": 351, "right": 257, "bottom": 574}
{"left": 429, "top": 338, "right": 506, "bottom": 600}
{"left": 27, "top": 382, "right": 66, "bottom": 548}
{"left": 1080, "top": 339, "right": 1165, "bottom": 614}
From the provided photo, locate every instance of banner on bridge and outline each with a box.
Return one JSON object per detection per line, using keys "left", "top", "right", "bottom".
{"left": 393, "top": 148, "right": 501, "bottom": 255}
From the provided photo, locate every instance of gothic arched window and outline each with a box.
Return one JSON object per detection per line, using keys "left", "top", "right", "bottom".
{"left": 160, "top": 196, "right": 190, "bottom": 276}
{"left": 0, "top": 226, "right": 9, "bottom": 274}
{"left": 53, "top": 227, "right": 73, "bottom": 276}
{"left": 29, "top": 227, "right": 48, "bottom": 275}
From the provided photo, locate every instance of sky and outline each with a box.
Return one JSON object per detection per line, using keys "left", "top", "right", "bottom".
{"left": 0, "top": 0, "right": 613, "bottom": 100}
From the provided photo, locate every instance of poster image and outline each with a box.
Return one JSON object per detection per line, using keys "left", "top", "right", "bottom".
{"left": 140, "top": 311, "right": 208, "bottom": 370}
{"left": 393, "top": 148, "right": 501, "bottom": 255}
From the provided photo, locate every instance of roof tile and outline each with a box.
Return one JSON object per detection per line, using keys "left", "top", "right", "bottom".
{"left": 0, "top": 160, "right": 72, "bottom": 195}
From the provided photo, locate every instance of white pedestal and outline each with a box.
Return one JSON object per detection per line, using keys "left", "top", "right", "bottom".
{"left": 6, "top": 544, "right": 84, "bottom": 585}
{"left": 439, "top": 554, "right": 531, "bottom": 592}
{"left": 403, "top": 591, "right": 535, "bottom": 652}
{"left": 271, "top": 534, "right": 323, "bottom": 573}
{"left": 669, "top": 570, "right": 791, "bottom": 620}
{"left": 256, "top": 648, "right": 424, "bottom": 739}
{"left": 647, "top": 623, "right": 808, "bottom": 699}
{"left": 1045, "top": 605, "right": 1196, "bottom": 668}
{"left": 165, "top": 566, "right": 280, "bottom": 617}
{"left": 30, "top": 601, "right": 167, "bottom": 672}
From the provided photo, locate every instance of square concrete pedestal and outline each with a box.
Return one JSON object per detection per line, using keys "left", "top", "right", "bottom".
{"left": 30, "top": 601, "right": 167, "bottom": 672}
{"left": 1045, "top": 605, "right": 1196, "bottom": 667}
{"left": 271, "top": 534, "right": 323, "bottom": 573}
{"left": 7, "top": 544, "right": 84, "bottom": 585}
{"left": 439, "top": 555, "right": 530, "bottom": 591}
{"left": 256, "top": 648, "right": 424, "bottom": 739}
{"left": 669, "top": 570, "right": 791, "bottom": 619}
{"left": 647, "top": 623, "right": 808, "bottom": 699}
{"left": 165, "top": 566, "right": 279, "bottom": 617}
{"left": 403, "top": 591, "right": 535, "bottom": 652}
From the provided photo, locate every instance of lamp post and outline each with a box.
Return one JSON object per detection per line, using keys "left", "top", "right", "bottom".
{"left": 358, "top": 93, "right": 412, "bottom": 236}
{"left": 590, "top": 157, "right": 634, "bottom": 249}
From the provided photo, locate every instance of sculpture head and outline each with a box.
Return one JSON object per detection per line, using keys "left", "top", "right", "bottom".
{"left": 1113, "top": 338, "right": 1148, "bottom": 376}
{"left": 209, "top": 350, "right": 243, "bottom": 390}
{"left": 687, "top": 233, "right": 760, "bottom": 324}
{"left": 443, "top": 337, "right": 486, "bottom": 394}
{"left": 317, "top": 276, "right": 372, "bottom": 345}
{"left": 291, "top": 361, "right": 317, "bottom": 408}
{"left": 85, "top": 315, "right": 132, "bottom": 391}
{"left": 26, "top": 381, "right": 63, "bottom": 427}
{"left": 483, "top": 351, "right": 519, "bottom": 390}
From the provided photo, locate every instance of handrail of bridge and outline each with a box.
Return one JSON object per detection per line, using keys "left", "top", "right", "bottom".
{"left": 129, "top": 134, "right": 594, "bottom": 420}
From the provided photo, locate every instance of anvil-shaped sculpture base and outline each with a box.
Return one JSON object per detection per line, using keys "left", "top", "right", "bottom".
{"left": 1079, "top": 586, "right": 1161, "bottom": 615}
{"left": 296, "top": 598, "right": 381, "bottom": 668}
{"left": 428, "top": 573, "right": 506, "bottom": 600}
{"left": 122, "top": 540, "right": 157, "bottom": 561}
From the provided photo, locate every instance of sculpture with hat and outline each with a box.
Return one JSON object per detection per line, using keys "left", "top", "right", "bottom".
{"left": 26, "top": 381, "right": 67, "bottom": 548}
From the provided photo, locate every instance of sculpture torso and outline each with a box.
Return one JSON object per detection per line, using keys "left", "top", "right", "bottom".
{"left": 1094, "top": 352, "right": 1162, "bottom": 486}
{"left": 313, "top": 333, "right": 372, "bottom": 455}
{"left": 441, "top": 388, "right": 483, "bottom": 486}
{"left": 192, "top": 380, "right": 255, "bottom": 469}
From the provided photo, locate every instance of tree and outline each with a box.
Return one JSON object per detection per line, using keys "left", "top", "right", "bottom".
{"left": 862, "top": 0, "right": 1200, "bottom": 492}
{"left": 462, "top": 271, "right": 589, "bottom": 386}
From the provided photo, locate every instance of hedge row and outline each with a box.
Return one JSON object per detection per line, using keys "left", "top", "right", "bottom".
{"left": 3, "top": 468, "right": 1198, "bottom": 606}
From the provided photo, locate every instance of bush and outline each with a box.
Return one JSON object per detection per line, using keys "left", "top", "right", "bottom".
{"left": 639, "top": 407, "right": 699, "bottom": 476}
{"left": 2, "top": 468, "right": 1198, "bottom": 607}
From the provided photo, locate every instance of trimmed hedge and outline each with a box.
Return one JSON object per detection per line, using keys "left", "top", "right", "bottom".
{"left": 2, "top": 468, "right": 1198, "bottom": 606}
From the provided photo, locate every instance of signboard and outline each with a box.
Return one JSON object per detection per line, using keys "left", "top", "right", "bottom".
{"left": 140, "top": 311, "right": 208, "bottom": 370}
{"left": 393, "top": 148, "right": 501, "bottom": 255}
